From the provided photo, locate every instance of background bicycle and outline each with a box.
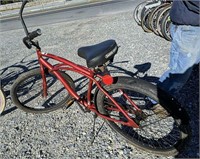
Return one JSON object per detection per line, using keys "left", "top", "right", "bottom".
{"left": 134, "top": 0, "right": 172, "bottom": 41}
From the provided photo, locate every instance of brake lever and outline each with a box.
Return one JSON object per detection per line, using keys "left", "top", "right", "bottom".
{"left": 32, "top": 40, "right": 41, "bottom": 50}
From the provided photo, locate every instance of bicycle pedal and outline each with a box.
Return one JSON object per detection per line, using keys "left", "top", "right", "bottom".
{"left": 66, "top": 99, "right": 75, "bottom": 107}
{"left": 62, "top": 99, "right": 75, "bottom": 111}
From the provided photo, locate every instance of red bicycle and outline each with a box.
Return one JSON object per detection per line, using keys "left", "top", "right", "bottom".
{"left": 11, "top": 0, "right": 190, "bottom": 156}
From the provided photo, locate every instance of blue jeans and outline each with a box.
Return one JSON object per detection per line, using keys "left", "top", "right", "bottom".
{"left": 158, "top": 24, "right": 200, "bottom": 94}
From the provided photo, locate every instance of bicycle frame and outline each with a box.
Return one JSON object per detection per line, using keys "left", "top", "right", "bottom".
{"left": 36, "top": 49, "right": 140, "bottom": 128}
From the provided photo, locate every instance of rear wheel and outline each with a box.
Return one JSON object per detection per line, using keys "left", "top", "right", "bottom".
{"left": 11, "top": 68, "right": 75, "bottom": 113}
{"left": 96, "top": 77, "right": 190, "bottom": 156}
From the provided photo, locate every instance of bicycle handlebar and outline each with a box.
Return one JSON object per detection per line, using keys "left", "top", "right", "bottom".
{"left": 20, "top": 0, "right": 29, "bottom": 36}
{"left": 23, "top": 29, "right": 41, "bottom": 49}
{"left": 20, "top": 0, "right": 42, "bottom": 49}
{"left": 28, "top": 29, "right": 42, "bottom": 40}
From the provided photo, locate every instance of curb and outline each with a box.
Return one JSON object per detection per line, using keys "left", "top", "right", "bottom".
{"left": 0, "top": 0, "right": 113, "bottom": 20}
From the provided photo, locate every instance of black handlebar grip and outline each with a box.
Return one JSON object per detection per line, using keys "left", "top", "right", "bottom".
{"left": 28, "top": 29, "right": 42, "bottom": 40}
{"left": 23, "top": 37, "right": 32, "bottom": 49}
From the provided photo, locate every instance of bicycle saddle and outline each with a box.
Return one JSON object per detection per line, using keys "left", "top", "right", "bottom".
{"left": 78, "top": 39, "right": 118, "bottom": 68}
{"left": 134, "top": 62, "right": 151, "bottom": 74}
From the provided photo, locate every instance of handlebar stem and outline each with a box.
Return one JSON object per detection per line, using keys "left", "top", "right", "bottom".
{"left": 19, "top": 0, "right": 29, "bottom": 36}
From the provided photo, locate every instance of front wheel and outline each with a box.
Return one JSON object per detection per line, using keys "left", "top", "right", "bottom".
{"left": 96, "top": 77, "right": 190, "bottom": 156}
{"left": 0, "top": 88, "right": 6, "bottom": 115}
{"left": 11, "top": 68, "right": 75, "bottom": 113}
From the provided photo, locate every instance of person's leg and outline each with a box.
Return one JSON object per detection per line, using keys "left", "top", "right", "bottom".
{"left": 158, "top": 24, "right": 200, "bottom": 95}
{"left": 158, "top": 67, "right": 193, "bottom": 94}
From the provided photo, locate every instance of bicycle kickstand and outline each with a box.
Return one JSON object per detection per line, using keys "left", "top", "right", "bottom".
{"left": 90, "top": 114, "right": 105, "bottom": 145}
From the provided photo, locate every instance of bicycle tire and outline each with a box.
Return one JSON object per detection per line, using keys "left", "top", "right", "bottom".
{"left": 0, "top": 88, "right": 6, "bottom": 115}
{"left": 141, "top": 9, "right": 153, "bottom": 33}
{"left": 11, "top": 68, "right": 75, "bottom": 113}
{"left": 156, "top": 4, "right": 171, "bottom": 37}
{"left": 96, "top": 76, "right": 190, "bottom": 156}
{"left": 148, "top": 3, "right": 170, "bottom": 34}
{"left": 140, "top": 0, "right": 163, "bottom": 33}
{"left": 140, "top": 0, "right": 161, "bottom": 21}
{"left": 160, "top": 10, "right": 172, "bottom": 41}
{"left": 133, "top": 1, "right": 150, "bottom": 26}
{"left": 150, "top": 5, "right": 168, "bottom": 36}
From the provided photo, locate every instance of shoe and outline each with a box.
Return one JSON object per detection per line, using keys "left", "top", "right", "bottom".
{"left": 152, "top": 104, "right": 169, "bottom": 118}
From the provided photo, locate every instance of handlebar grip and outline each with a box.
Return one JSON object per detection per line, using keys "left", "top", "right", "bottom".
{"left": 28, "top": 29, "right": 42, "bottom": 40}
{"left": 22, "top": 29, "right": 41, "bottom": 49}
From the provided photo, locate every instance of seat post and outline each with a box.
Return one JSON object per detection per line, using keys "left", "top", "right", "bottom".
{"left": 97, "top": 65, "right": 110, "bottom": 75}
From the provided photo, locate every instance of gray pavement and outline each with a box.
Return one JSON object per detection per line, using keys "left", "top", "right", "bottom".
{"left": 0, "top": 0, "right": 113, "bottom": 19}
{"left": 0, "top": 0, "right": 138, "bottom": 32}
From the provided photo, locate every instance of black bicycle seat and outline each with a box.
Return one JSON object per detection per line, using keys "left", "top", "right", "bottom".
{"left": 78, "top": 40, "right": 118, "bottom": 68}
